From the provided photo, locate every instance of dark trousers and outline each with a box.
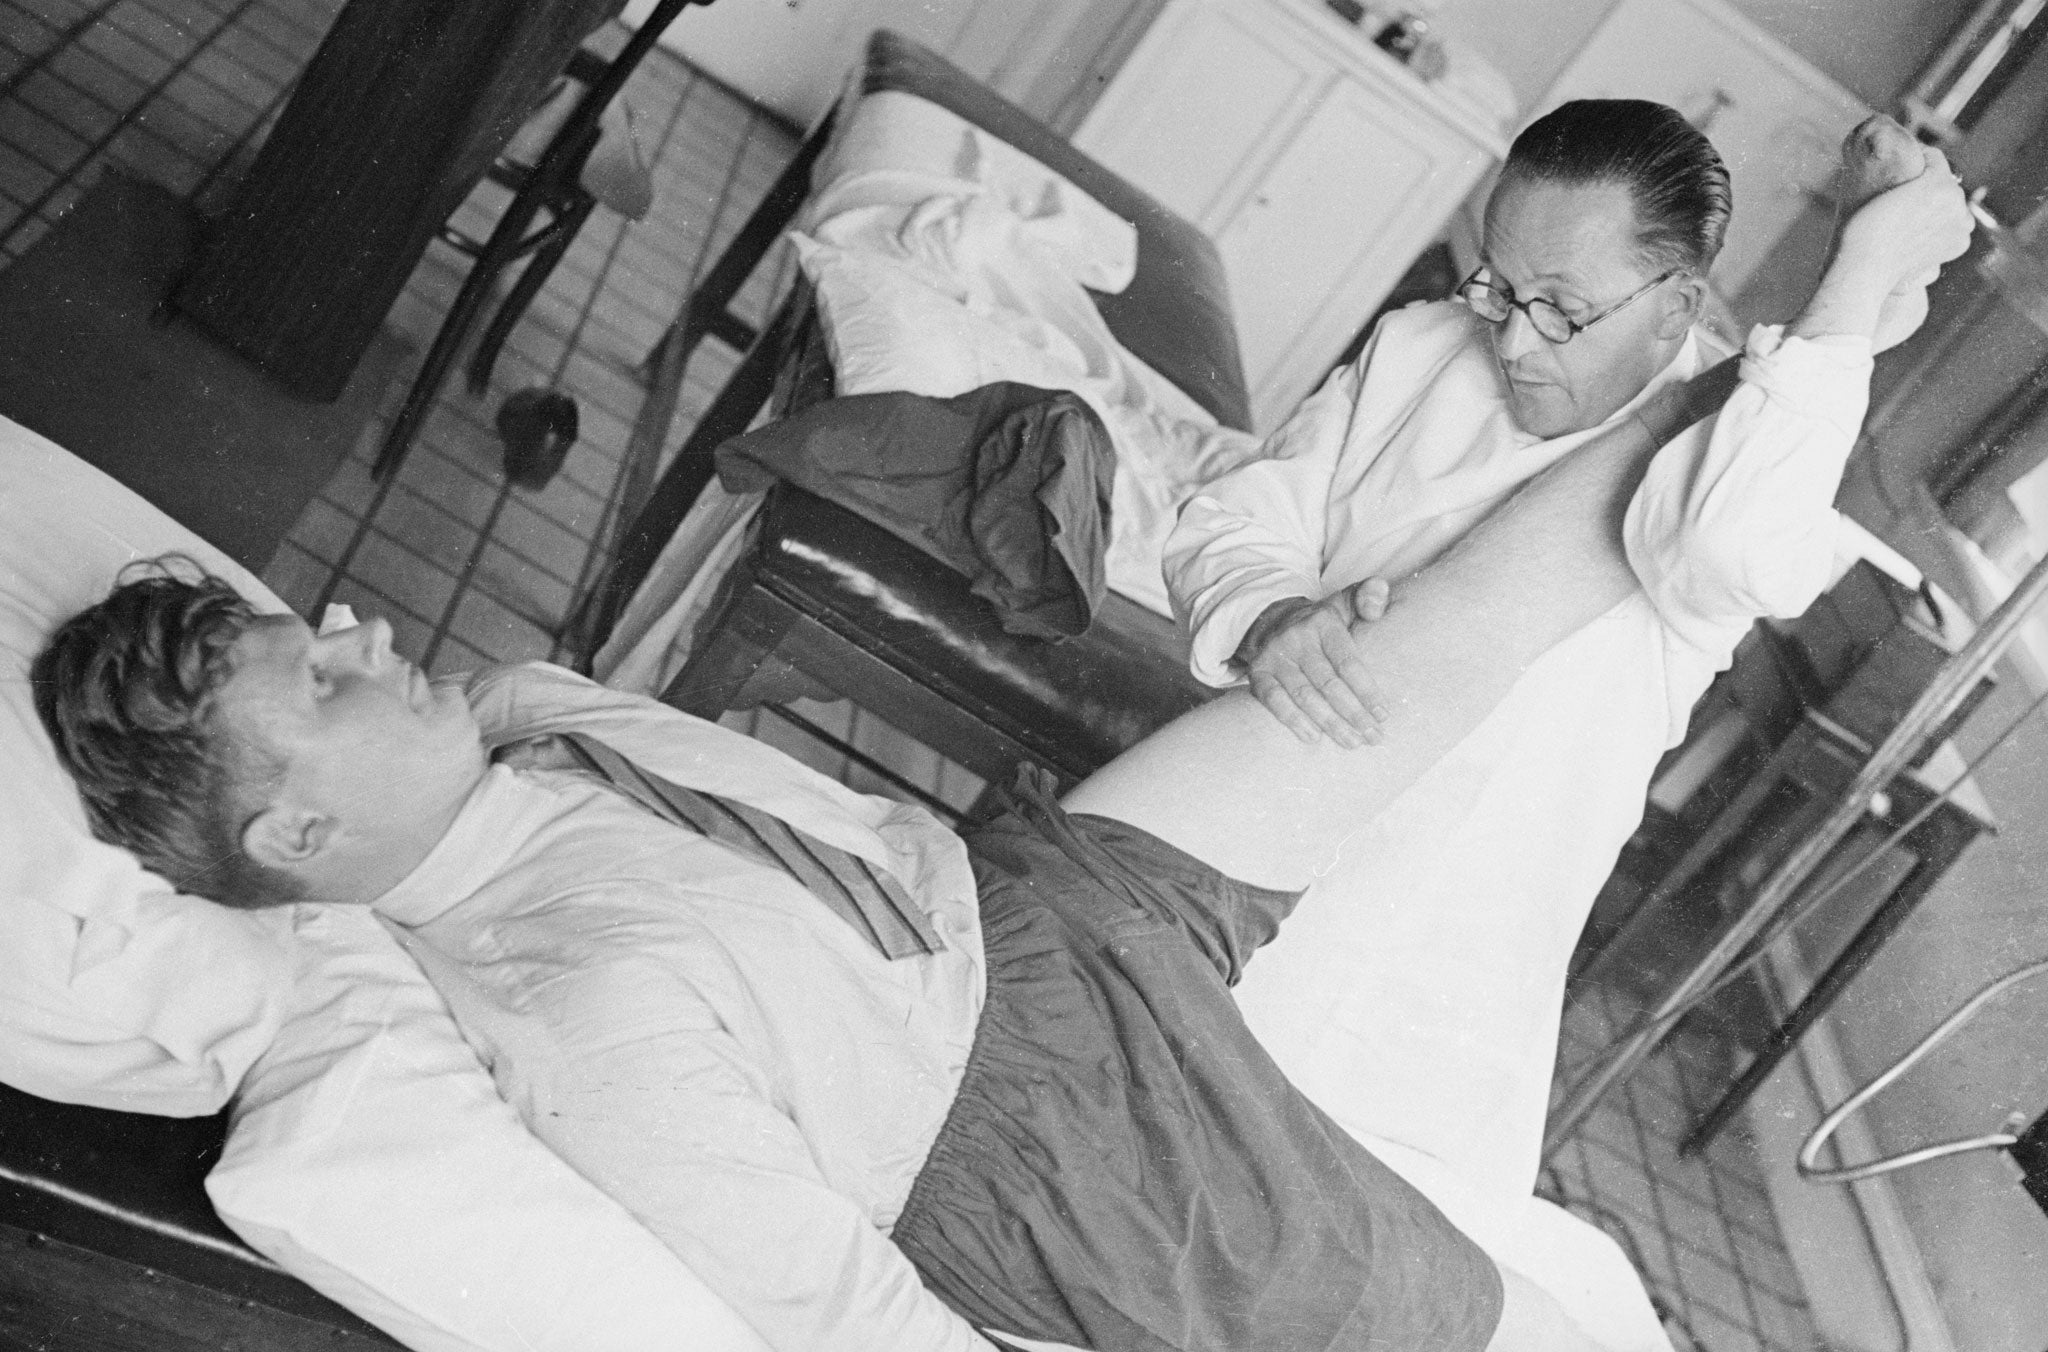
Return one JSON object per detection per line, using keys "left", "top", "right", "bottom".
{"left": 890, "top": 774, "right": 1504, "bottom": 1352}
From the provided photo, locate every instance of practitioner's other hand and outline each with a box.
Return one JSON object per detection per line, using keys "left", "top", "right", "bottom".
{"left": 1800, "top": 140, "right": 1974, "bottom": 351}
{"left": 1234, "top": 578, "right": 1391, "bottom": 748}
{"left": 1856, "top": 146, "right": 1973, "bottom": 351}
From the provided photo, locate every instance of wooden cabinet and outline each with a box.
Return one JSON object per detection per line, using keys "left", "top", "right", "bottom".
{"left": 1075, "top": 0, "right": 1508, "bottom": 431}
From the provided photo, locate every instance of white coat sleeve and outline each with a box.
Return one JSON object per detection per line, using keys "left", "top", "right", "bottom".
{"left": 513, "top": 943, "right": 997, "bottom": 1352}
{"left": 1623, "top": 326, "right": 1875, "bottom": 651}
{"left": 1163, "top": 357, "right": 1369, "bottom": 686}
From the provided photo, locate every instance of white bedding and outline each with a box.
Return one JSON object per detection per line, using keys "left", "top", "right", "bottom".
{"left": 0, "top": 417, "right": 293, "bottom": 1113}
{"left": 595, "top": 89, "right": 1264, "bottom": 696}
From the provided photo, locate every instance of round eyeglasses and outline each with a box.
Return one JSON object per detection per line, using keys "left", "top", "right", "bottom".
{"left": 1457, "top": 268, "right": 1678, "bottom": 345}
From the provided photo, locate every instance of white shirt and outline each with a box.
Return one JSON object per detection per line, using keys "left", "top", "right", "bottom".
{"left": 374, "top": 662, "right": 994, "bottom": 1352}
{"left": 1164, "top": 301, "right": 1873, "bottom": 1199}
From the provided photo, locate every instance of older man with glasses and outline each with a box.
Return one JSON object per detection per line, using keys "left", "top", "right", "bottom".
{"left": 1163, "top": 95, "right": 1967, "bottom": 1297}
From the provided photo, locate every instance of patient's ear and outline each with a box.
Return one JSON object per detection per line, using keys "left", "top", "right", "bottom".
{"left": 243, "top": 805, "right": 335, "bottom": 869}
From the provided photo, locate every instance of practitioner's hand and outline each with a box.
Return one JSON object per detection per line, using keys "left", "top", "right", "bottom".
{"left": 1798, "top": 144, "right": 1974, "bottom": 350}
{"left": 1856, "top": 147, "right": 1973, "bottom": 351}
{"left": 1233, "top": 578, "right": 1391, "bottom": 748}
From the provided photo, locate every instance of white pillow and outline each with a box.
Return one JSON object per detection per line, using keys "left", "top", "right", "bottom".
{"left": 794, "top": 231, "right": 1109, "bottom": 408}
{"left": 792, "top": 233, "right": 990, "bottom": 399}
{"left": 805, "top": 88, "right": 1136, "bottom": 294}
{"left": 210, "top": 905, "right": 769, "bottom": 1352}
{"left": 0, "top": 415, "right": 292, "bottom": 1114}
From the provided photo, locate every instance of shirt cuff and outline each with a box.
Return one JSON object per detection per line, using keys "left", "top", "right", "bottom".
{"left": 1186, "top": 581, "right": 1319, "bottom": 687}
{"left": 1739, "top": 325, "right": 1875, "bottom": 437}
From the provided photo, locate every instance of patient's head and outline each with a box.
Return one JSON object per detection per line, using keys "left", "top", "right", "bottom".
{"left": 1470, "top": 99, "right": 1729, "bottom": 438}
{"left": 36, "top": 562, "right": 487, "bottom": 908}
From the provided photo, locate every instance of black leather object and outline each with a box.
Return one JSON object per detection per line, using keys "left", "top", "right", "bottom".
{"left": 747, "top": 486, "right": 1212, "bottom": 781}
{"left": 0, "top": 1081, "right": 390, "bottom": 1334}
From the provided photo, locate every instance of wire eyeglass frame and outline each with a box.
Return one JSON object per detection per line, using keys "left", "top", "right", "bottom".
{"left": 1457, "top": 266, "right": 1680, "bottom": 345}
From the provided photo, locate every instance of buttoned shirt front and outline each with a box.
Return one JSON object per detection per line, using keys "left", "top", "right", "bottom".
{"left": 1165, "top": 301, "right": 1874, "bottom": 1201}
{"left": 373, "top": 663, "right": 993, "bottom": 1352}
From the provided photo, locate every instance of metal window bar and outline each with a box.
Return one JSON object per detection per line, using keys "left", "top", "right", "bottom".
{"left": 1546, "top": 544, "right": 2048, "bottom": 1156}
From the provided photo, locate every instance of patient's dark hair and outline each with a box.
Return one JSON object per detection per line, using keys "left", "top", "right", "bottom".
{"left": 1503, "top": 98, "right": 1733, "bottom": 275}
{"left": 32, "top": 559, "right": 305, "bottom": 909}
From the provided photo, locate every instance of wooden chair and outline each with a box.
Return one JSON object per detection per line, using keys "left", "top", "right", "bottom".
{"left": 372, "top": 0, "right": 716, "bottom": 481}
{"left": 665, "top": 482, "right": 1213, "bottom": 800}
{"left": 583, "top": 31, "right": 1249, "bottom": 794}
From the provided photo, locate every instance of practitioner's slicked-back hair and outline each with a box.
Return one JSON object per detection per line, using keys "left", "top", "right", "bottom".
{"left": 32, "top": 559, "right": 304, "bottom": 908}
{"left": 1503, "top": 98, "right": 1733, "bottom": 276}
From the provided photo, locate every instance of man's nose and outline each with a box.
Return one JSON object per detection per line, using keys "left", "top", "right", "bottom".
{"left": 362, "top": 616, "right": 396, "bottom": 665}
{"left": 1492, "top": 305, "right": 1547, "bottom": 362}
{"left": 330, "top": 616, "right": 395, "bottom": 668}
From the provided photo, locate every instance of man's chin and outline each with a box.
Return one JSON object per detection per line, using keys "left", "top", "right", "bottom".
{"left": 1505, "top": 385, "right": 1576, "bottom": 439}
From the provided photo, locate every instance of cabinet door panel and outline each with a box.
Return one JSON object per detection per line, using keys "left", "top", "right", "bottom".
{"left": 1224, "top": 81, "right": 1485, "bottom": 427}
{"left": 1075, "top": 2, "right": 1321, "bottom": 228}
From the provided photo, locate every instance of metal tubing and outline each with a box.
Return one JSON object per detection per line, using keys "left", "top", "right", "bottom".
{"left": 1546, "top": 544, "right": 2048, "bottom": 1156}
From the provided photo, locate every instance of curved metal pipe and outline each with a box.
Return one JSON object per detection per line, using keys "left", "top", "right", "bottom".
{"left": 1799, "top": 954, "right": 2048, "bottom": 1183}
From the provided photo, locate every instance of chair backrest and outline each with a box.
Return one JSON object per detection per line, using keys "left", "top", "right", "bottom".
{"left": 528, "top": 0, "right": 717, "bottom": 192}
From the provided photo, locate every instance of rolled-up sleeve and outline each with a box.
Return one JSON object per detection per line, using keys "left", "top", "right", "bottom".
{"left": 1165, "top": 359, "right": 1367, "bottom": 686}
{"left": 517, "top": 945, "right": 994, "bottom": 1352}
{"left": 1624, "top": 326, "right": 1874, "bottom": 651}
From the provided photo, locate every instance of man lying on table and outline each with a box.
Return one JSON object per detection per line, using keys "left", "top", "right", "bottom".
{"left": 34, "top": 151, "right": 1966, "bottom": 1352}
